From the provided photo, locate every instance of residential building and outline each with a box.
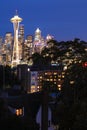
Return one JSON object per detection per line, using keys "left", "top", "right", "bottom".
{"left": 17, "top": 64, "right": 64, "bottom": 93}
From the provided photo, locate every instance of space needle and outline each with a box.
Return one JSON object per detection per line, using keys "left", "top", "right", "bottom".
{"left": 10, "top": 11, "right": 22, "bottom": 67}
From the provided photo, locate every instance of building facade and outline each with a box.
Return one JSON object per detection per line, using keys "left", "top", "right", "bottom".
{"left": 17, "top": 64, "right": 64, "bottom": 93}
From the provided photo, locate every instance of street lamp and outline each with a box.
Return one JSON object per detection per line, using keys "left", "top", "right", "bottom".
{"left": 3, "top": 65, "right": 5, "bottom": 90}
{"left": 27, "top": 68, "right": 30, "bottom": 93}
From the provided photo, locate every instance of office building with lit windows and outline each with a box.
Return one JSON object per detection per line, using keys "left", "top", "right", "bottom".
{"left": 17, "top": 64, "right": 64, "bottom": 93}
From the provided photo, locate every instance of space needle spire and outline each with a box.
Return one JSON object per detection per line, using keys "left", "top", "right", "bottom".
{"left": 10, "top": 10, "right": 22, "bottom": 67}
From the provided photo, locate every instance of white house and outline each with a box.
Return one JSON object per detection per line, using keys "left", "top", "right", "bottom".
{"left": 36, "top": 106, "right": 54, "bottom": 130}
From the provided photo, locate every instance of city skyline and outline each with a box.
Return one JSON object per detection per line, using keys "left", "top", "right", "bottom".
{"left": 0, "top": 0, "right": 87, "bottom": 41}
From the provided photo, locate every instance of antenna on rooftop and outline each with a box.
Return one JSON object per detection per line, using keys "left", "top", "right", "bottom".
{"left": 15, "top": 10, "right": 18, "bottom": 15}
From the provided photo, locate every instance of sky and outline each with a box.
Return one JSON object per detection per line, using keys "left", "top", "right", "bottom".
{"left": 0, "top": 0, "right": 87, "bottom": 41}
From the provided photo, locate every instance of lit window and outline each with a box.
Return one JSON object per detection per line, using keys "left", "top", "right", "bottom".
{"left": 32, "top": 90, "right": 36, "bottom": 93}
{"left": 58, "top": 84, "right": 61, "bottom": 87}
{"left": 45, "top": 73, "right": 47, "bottom": 75}
{"left": 62, "top": 75, "right": 65, "bottom": 78}
{"left": 62, "top": 72, "right": 65, "bottom": 74}
{"left": 40, "top": 76, "right": 42, "bottom": 79}
{"left": 16, "top": 108, "right": 24, "bottom": 116}
{"left": 46, "top": 54, "right": 49, "bottom": 56}
{"left": 54, "top": 72, "right": 57, "bottom": 75}
{"left": 70, "top": 80, "right": 74, "bottom": 84}
{"left": 58, "top": 87, "right": 61, "bottom": 91}
{"left": 58, "top": 75, "right": 61, "bottom": 78}
{"left": 37, "top": 86, "right": 39, "bottom": 88}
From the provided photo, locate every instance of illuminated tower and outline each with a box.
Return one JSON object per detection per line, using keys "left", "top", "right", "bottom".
{"left": 10, "top": 11, "right": 22, "bottom": 67}
{"left": 34, "top": 28, "right": 41, "bottom": 53}
{"left": 34, "top": 28, "right": 41, "bottom": 41}
{"left": 34, "top": 28, "right": 46, "bottom": 53}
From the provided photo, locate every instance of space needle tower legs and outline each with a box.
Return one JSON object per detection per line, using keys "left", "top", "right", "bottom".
{"left": 10, "top": 11, "right": 22, "bottom": 67}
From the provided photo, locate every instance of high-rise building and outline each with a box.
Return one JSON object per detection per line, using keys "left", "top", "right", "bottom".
{"left": 18, "top": 25, "right": 25, "bottom": 62}
{"left": 10, "top": 11, "right": 22, "bottom": 67}
{"left": 5, "top": 32, "right": 13, "bottom": 43}
{"left": 46, "top": 34, "right": 54, "bottom": 42}
{"left": 34, "top": 28, "right": 46, "bottom": 53}
{"left": 19, "top": 24, "right": 24, "bottom": 42}
{"left": 26, "top": 35, "right": 33, "bottom": 55}
{"left": 34, "top": 28, "right": 41, "bottom": 41}
{"left": 23, "top": 35, "right": 33, "bottom": 63}
{"left": 4, "top": 32, "right": 13, "bottom": 65}
{"left": 0, "top": 36, "right": 3, "bottom": 64}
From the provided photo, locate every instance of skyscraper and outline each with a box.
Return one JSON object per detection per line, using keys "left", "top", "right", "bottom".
{"left": 4, "top": 32, "right": 13, "bottom": 65}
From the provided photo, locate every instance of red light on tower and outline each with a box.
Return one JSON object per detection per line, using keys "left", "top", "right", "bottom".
{"left": 82, "top": 62, "right": 87, "bottom": 67}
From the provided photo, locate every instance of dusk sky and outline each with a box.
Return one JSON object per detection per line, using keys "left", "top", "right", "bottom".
{"left": 0, "top": 0, "right": 87, "bottom": 41}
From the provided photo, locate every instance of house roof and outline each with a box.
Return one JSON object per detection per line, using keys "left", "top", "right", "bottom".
{"left": 7, "top": 92, "right": 42, "bottom": 118}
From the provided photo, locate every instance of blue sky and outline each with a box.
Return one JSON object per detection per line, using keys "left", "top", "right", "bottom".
{"left": 0, "top": 0, "right": 87, "bottom": 41}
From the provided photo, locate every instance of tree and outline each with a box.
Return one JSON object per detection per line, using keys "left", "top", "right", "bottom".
{"left": 0, "top": 65, "right": 20, "bottom": 90}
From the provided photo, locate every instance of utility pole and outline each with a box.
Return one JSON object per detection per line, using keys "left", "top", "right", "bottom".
{"left": 3, "top": 65, "right": 5, "bottom": 90}
{"left": 41, "top": 90, "right": 48, "bottom": 130}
